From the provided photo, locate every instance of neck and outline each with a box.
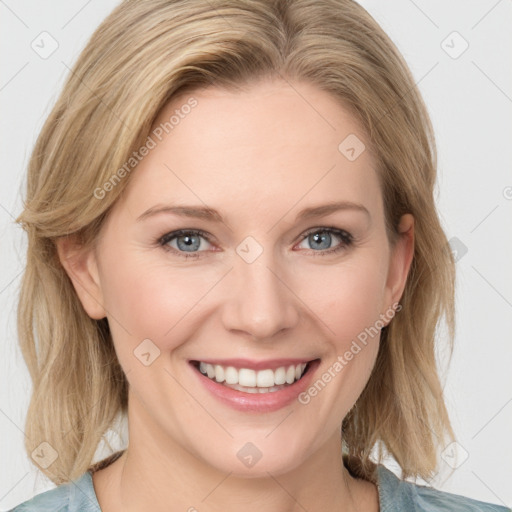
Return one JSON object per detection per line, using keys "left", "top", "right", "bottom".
{"left": 94, "top": 396, "right": 378, "bottom": 511}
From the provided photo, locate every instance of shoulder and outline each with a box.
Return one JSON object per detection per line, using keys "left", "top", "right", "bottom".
{"left": 7, "top": 472, "right": 99, "bottom": 512}
{"left": 377, "top": 464, "right": 511, "bottom": 512}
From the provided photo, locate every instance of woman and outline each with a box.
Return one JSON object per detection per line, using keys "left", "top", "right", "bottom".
{"left": 9, "top": 0, "right": 509, "bottom": 510}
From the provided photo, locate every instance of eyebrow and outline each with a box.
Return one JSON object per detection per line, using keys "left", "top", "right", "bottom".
{"left": 136, "top": 201, "right": 370, "bottom": 223}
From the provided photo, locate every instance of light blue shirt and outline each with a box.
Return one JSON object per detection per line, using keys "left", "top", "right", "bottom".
{"left": 8, "top": 464, "right": 510, "bottom": 511}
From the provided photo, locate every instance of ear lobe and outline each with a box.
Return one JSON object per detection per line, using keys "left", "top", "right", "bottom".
{"left": 383, "top": 213, "right": 415, "bottom": 313}
{"left": 55, "top": 235, "right": 107, "bottom": 320}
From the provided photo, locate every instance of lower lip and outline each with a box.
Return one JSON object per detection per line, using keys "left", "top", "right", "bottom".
{"left": 190, "top": 359, "right": 321, "bottom": 413}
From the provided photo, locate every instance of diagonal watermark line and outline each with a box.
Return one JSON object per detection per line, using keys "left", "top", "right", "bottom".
{"left": 470, "top": 204, "right": 499, "bottom": 233}
{"left": 380, "top": 377, "right": 444, "bottom": 446}
{"left": 0, "top": 269, "right": 23, "bottom": 295}
{"left": 0, "top": 472, "right": 30, "bottom": 504}
{"left": 471, "top": 0, "right": 504, "bottom": 30}
{"left": 64, "top": 264, "right": 133, "bottom": 336}
{"left": 471, "top": 470, "right": 509, "bottom": 507}
{"left": 0, "top": 62, "right": 29, "bottom": 92}
{"left": 277, "top": 75, "right": 337, "bottom": 131}
{"left": 471, "top": 266, "right": 512, "bottom": 309}
{"left": 0, "top": 407, "right": 28, "bottom": 439}
{"left": 266, "top": 472, "right": 310, "bottom": 512}
{"left": 61, "top": 0, "right": 93, "bottom": 29}
{"left": 70, "top": 478, "right": 101, "bottom": 511}
{"left": 266, "top": 164, "right": 337, "bottom": 233}
{"left": 265, "top": 266, "right": 337, "bottom": 335}
{"left": 472, "top": 61, "right": 512, "bottom": 105}
{"left": 407, "top": 0, "right": 439, "bottom": 29}
{"left": 265, "top": 409, "right": 294, "bottom": 438}
{"left": 472, "top": 397, "right": 512, "bottom": 439}
{"left": 162, "top": 267, "right": 233, "bottom": 338}
{"left": 163, "top": 368, "right": 234, "bottom": 438}
{"left": 0, "top": 201, "right": 16, "bottom": 220}
{"left": 0, "top": 0, "right": 29, "bottom": 28}
{"left": 61, "top": 368, "right": 132, "bottom": 440}
{"left": 61, "top": 61, "right": 133, "bottom": 130}
{"left": 200, "top": 470, "right": 233, "bottom": 502}
{"left": 163, "top": 163, "right": 233, "bottom": 233}
{"left": 203, "top": 0, "right": 235, "bottom": 30}
{"left": 377, "top": 61, "right": 439, "bottom": 124}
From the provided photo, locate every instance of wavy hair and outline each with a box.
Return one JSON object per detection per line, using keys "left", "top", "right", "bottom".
{"left": 15, "top": 0, "right": 456, "bottom": 485}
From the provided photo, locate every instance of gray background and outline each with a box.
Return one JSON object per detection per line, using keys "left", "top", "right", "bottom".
{"left": 1, "top": 0, "right": 511, "bottom": 509}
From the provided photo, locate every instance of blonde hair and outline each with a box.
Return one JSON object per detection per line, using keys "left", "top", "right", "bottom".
{"left": 16, "top": 0, "right": 456, "bottom": 485}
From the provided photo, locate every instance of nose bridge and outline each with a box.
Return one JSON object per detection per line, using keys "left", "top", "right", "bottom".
{"left": 221, "top": 237, "right": 299, "bottom": 340}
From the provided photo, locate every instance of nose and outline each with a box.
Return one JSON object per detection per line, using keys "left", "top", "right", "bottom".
{"left": 220, "top": 247, "right": 300, "bottom": 341}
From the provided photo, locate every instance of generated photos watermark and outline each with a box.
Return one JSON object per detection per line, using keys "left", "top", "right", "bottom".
{"left": 298, "top": 302, "right": 402, "bottom": 405}
{"left": 93, "top": 97, "right": 198, "bottom": 200}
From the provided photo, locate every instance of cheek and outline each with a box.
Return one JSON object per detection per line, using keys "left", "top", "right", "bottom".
{"left": 297, "top": 253, "right": 389, "bottom": 344}
{"left": 99, "top": 250, "right": 222, "bottom": 355}
{"left": 290, "top": 256, "right": 387, "bottom": 433}
{"left": 100, "top": 237, "right": 389, "bottom": 369}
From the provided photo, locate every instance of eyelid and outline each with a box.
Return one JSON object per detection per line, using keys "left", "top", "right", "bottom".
{"left": 299, "top": 225, "right": 353, "bottom": 241}
{"left": 158, "top": 229, "right": 215, "bottom": 256}
{"left": 294, "top": 226, "right": 354, "bottom": 255}
{"left": 158, "top": 226, "right": 354, "bottom": 257}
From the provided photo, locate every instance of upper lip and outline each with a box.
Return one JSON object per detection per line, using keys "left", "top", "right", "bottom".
{"left": 189, "top": 358, "right": 318, "bottom": 371}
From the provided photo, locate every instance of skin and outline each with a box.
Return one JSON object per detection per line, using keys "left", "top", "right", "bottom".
{"left": 57, "top": 78, "right": 414, "bottom": 512}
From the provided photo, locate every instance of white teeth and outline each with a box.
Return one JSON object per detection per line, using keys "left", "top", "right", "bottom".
{"left": 214, "top": 365, "right": 225, "bottom": 383}
{"left": 256, "top": 369, "right": 275, "bottom": 388}
{"left": 225, "top": 366, "right": 238, "bottom": 384}
{"left": 239, "top": 368, "right": 256, "bottom": 387}
{"left": 197, "top": 361, "right": 309, "bottom": 389}
{"left": 206, "top": 364, "right": 215, "bottom": 379}
{"left": 228, "top": 383, "right": 287, "bottom": 393}
{"left": 285, "top": 365, "right": 295, "bottom": 384}
{"left": 274, "top": 366, "right": 286, "bottom": 385}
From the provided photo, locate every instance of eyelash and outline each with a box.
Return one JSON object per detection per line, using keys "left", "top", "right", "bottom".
{"left": 157, "top": 227, "right": 354, "bottom": 259}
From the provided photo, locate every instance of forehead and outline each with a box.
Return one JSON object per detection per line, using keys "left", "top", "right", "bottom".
{"left": 116, "top": 79, "right": 382, "bottom": 226}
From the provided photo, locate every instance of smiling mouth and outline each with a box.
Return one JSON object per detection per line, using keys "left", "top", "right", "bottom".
{"left": 190, "top": 359, "right": 318, "bottom": 394}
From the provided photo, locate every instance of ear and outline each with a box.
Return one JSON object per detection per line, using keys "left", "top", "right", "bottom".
{"left": 382, "top": 213, "right": 415, "bottom": 317}
{"left": 55, "top": 235, "right": 107, "bottom": 320}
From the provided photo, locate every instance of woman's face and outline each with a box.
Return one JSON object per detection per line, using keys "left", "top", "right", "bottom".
{"left": 60, "top": 78, "right": 413, "bottom": 477}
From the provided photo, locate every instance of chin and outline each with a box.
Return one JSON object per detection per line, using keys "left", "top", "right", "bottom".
{"left": 196, "top": 437, "right": 309, "bottom": 479}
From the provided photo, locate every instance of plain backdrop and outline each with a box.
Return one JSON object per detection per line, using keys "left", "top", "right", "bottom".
{"left": 1, "top": 0, "right": 511, "bottom": 510}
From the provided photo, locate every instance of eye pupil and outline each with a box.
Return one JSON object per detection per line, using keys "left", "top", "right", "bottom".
{"left": 310, "top": 231, "right": 331, "bottom": 250}
{"left": 177, "top": 233, "right": 200, "bottom": 251}
{"left": 162, "top": 227, "right": 350, "bottom": 258}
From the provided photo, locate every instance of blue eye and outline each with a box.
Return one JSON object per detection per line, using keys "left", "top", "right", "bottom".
{"left": 158, "top": 229, "right": 212, "bottom": 258}
{"left": 297, "top": 227, "right": 353, "bottom": 256}
{"left": 157, "top": 227, "right": 353, "bottom": 259}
